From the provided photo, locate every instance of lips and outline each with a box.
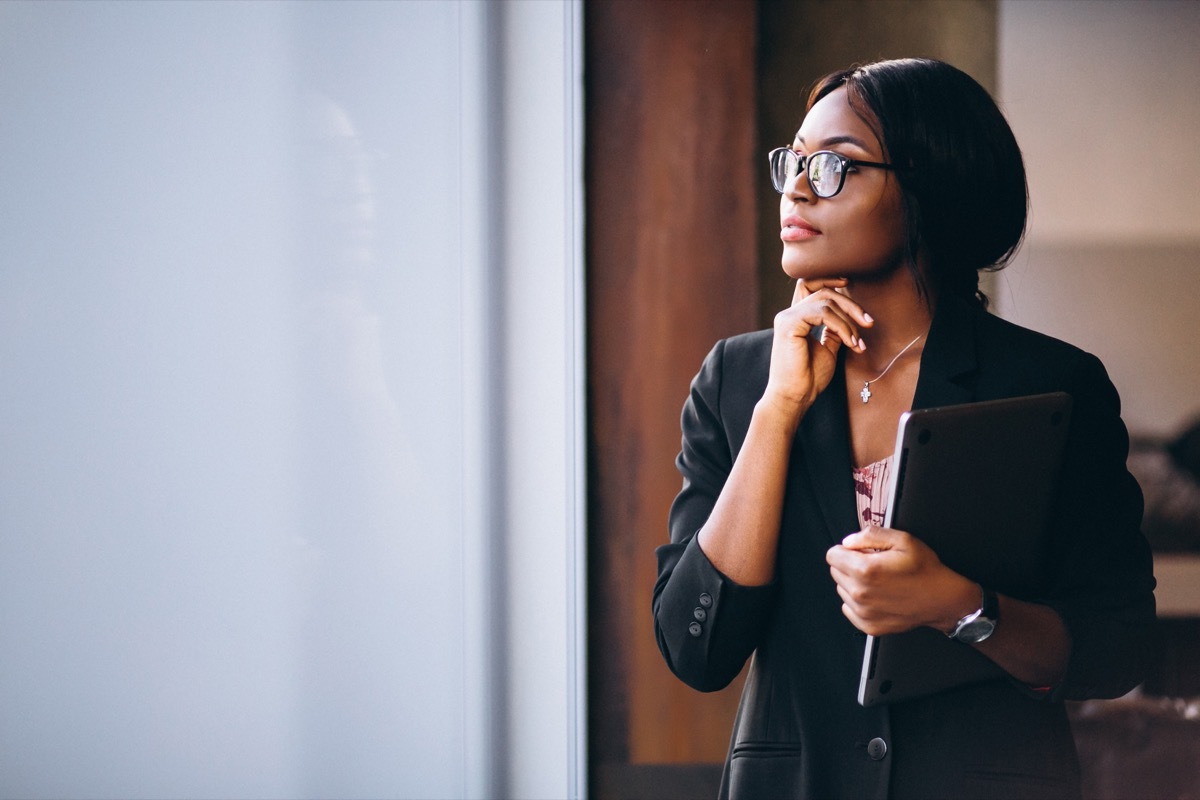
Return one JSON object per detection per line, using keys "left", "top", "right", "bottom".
{"left": 781, "top": 214, "right": 820, "bottom": 242}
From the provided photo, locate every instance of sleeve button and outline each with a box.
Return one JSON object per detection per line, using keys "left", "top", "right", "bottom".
{"left": 698, "top": 592, "right": 713, "bottom": 608}
{"left": 688, "top": 621, "right": 703, "bottom": 637}
{"left": 693, "top": 607, "right": 707, "bottom": 622}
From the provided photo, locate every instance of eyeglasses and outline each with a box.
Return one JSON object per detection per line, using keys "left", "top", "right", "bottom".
{"left": 768, "top": 147, "right": 896, "bottom": 198}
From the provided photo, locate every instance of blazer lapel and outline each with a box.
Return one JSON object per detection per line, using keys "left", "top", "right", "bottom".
{"left": 911, "top": 294, "right": 979, "bottom": 410}
{"left": 797, "top": 356, "right": 861, "bottom": 542}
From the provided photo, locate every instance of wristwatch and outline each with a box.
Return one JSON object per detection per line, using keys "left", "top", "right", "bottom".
{"left": 948, "top": 585, "right": 999, "bottom": 644}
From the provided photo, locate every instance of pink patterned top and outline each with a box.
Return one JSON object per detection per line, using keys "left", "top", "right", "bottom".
{"left": 853, "top": 455, "right": 893, "bottom": 529}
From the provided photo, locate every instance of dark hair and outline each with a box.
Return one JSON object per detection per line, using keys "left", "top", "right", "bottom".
{"left": 808, "top": 58, "right": 1028, "bottom": 307}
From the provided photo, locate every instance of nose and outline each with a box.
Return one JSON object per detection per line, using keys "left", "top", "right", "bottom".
{"left": 783, "top": 167, "right": 813, "bottom": 203}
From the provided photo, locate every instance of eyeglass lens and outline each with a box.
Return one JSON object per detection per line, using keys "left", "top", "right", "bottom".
{"left": 770, "top": 150, "right": 845, "bottom": 198}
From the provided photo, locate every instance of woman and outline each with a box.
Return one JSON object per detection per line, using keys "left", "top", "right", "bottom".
{"left": 652, "top": 58, "right": 1156, "bottom": 799}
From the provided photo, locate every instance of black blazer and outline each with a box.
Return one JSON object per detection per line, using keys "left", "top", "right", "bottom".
{"left": 653, "top": 295, "right": 1156, "bottom": 800}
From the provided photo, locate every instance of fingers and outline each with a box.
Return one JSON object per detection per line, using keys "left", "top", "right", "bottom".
{"left": 766, "top": 280, "right": 873, "bottom": 410}
{"left": 827, "top": 527, "right": 959, "bottom": 635}
{"left": 828, "top": 560, "right": 904, "bottom": 635}
{"left": 826, "top": 537, "right": 911, "bottom": 636}
{"left": 825, "top": 527, "right": 910, "bottom": 584}
{"left": 792, "top": 276, "right": 848, "bottom": 304}
{"left": 836, "top": 590, "right": 906, "bottom": 636}
{"left": 787, "top": 280, "right": 873, "bottom": 353}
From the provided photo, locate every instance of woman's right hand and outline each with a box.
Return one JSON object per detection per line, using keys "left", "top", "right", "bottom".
{"left": 762, "top": 278, "right": 872, "bottom": 418}
{"left": 697, "top": 277, "right": 870, "bottom": 586}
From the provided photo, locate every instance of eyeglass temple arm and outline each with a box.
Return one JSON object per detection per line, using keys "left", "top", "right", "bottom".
{"left": 848, "top": 158, "right": 896, "bottom": 170}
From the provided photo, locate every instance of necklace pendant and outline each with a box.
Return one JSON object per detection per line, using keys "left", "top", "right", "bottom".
{"left": 857, "top": 333, "right": 923, "bottom": 406}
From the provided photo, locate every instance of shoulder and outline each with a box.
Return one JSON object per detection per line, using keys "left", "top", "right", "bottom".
{"left": 691, "top": 329, "right": 772, "bottom": 387}
{"left": 975, "top": 307, "right": 1085, "bottom": 361}
{"left": 963, "top": 302, "right": 1110, "bottom": 392}
{"left": 975, "top": 310, "right": 1135, "bottom": 451}
{"left": 717, "top": 328, "right": 773, "bottom": 368}
{"left": 684, "top": 330, "right": 773, "bottom": 438}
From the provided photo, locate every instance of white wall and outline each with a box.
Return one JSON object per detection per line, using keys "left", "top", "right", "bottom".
{"left": 0, "top": 1, "right": 584, "bottom": 798}
{"left": 996, "top": 0, "right": 1200, "bottom": 436}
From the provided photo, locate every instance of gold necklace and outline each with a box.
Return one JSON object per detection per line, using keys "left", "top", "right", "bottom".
{"left": 859, "top": 334, "right": 923, "bottom": 404}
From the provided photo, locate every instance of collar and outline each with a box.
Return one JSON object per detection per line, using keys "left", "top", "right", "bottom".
{"left": 911, "top": 293, "right": 979, "bottom": 410}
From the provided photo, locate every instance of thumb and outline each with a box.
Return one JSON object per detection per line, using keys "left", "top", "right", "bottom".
{"left": 841, "top": 525, "right": 898, "bottom": 552}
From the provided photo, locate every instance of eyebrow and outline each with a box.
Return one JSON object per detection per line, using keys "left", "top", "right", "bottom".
{"left": 795, "top": 134, "right": 873, "bottom": 151}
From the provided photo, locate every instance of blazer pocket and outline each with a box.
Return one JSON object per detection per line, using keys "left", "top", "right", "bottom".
{"left": 961, "top": 767, "right": 1076, "bottom": 800}
{"left": 728, "top": 741, "right": 803, "bottom": 796}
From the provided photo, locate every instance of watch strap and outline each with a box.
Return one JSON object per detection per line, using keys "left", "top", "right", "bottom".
{"left": 980, "top": 585, "right": 999, "bottom": 621}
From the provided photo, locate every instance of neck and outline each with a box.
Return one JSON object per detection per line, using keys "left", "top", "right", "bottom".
{"left": 846, "top": 272, "right": 935, "bottom": 363}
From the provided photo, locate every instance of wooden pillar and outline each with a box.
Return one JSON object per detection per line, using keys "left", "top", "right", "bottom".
{"left": 585, "top": 0, "right": 760, "bottom": 794}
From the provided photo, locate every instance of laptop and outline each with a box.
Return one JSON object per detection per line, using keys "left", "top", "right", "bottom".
{"left": 857, "top": 392, "right": 1073, "bottom": 707}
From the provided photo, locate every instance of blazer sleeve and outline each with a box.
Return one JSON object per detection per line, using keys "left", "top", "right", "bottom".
{"left": 652, "top": 339, "right": 777, "bottom": 692}
{"left": 1042, "top": 350, "right": 1157, "bottom": 701}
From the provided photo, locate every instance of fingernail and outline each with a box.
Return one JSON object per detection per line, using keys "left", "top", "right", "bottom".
{"left": 863, "top": 313, "right": 874, "bottom": 323}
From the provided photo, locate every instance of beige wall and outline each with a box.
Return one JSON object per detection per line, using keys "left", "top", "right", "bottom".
{"left": 996, "top": 0, "right": 1200, "bottom": 436}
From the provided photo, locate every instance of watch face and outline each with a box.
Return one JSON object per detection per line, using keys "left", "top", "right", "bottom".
{"left": 956, "top": 617, "right": 996, "bottom": 644}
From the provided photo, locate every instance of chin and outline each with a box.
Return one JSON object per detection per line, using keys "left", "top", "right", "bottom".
{"left": 781, "top": 259, "right": 842, "bottom": 283}
{"left": 783, "top": 254, "right": 908, "bottom": 285}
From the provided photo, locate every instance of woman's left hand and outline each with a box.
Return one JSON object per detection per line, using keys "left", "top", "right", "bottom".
{"left": 826, "top": 526, "right": 978, "bottom": 636}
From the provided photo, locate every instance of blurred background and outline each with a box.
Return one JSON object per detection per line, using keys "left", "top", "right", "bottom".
{"left": 2, "top": 1, "right": 1198, "bottom": 799}
{"left": 2, "top": 2, "right": 584, "bottom": 798}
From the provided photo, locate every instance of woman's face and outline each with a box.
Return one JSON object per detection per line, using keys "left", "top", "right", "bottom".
{"left": 779, "top": 87, "right": 907, "bottom": 283}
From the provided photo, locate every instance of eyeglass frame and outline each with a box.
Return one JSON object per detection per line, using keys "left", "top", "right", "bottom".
{"left": 768, "top": 146, "right": 896, "bottom": 198}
